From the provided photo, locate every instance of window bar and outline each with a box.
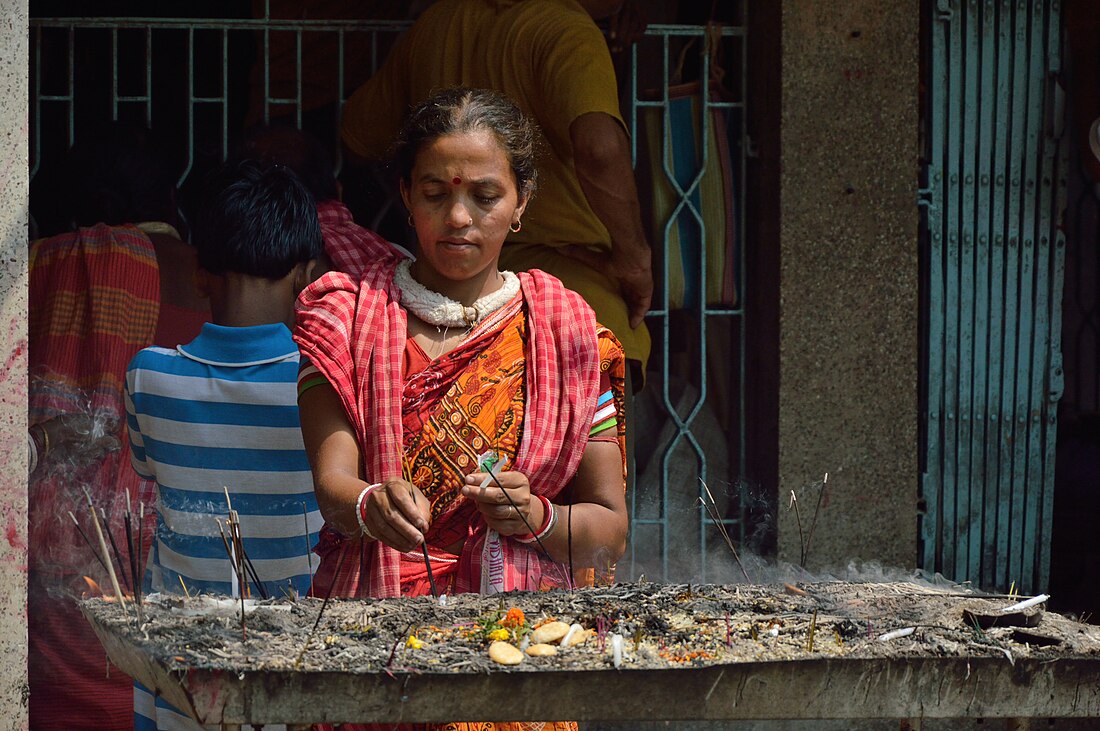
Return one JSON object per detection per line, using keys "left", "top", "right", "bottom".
{"left": 145, "top": 27, "right": 152, "bottom": 127}
{"left": 222, "top": 28, "right": 229, "bottom": 161}
{"left": 739, "top": 6, "right": 750, "bottom": 544}
{"left": 111, "top": 27, "right": 118, "bottom": 120}
{"left": 334, "top": 28, "right": 345, "bottom": 175}
{"left": 295, "top": 29, "right": 303, "bottom": 130}
{"left": 657, "top": 28, "right": 673, "bottom": 581}
{"left": 178, "top": 27, "right": 195, "bottom": 188}
{"left": 30, "top": 25, "right": 42, "bottom": 179}
{"left": 67, "top": 25, "right": 74, "bottom": 148}
{"left": 698, "top": 29, "right": 712, "bottom": 580}
{"left": 263, "top": 20, "right": 270, "bottom": 124}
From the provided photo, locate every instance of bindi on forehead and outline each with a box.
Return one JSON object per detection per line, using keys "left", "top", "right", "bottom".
{"left": 452, "top": 177, "right": 462, "bottom": 185}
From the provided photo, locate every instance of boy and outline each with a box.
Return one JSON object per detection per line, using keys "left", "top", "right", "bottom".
{"left": 125, "top": 159, "right": 324, "bottom": 730}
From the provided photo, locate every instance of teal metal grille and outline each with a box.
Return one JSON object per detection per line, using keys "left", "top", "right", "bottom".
{"left": 28, "top": 12, "right": 749, "bottom": 583}
{"left": 922, "top": 0, "right": 1067, "bottom": 594}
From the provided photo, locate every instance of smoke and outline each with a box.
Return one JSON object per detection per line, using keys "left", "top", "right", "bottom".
{"left": 29, "top": 378, "right": 145, "bottom": 601}
{"left": 622, "top": 470, "right": 966, "bottom": 593}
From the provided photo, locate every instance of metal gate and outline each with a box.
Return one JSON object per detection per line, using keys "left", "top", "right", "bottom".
{"left": 29, "top": 9, "right": 749, "bottom": 583}
{"left": 921, "top": 0, "right": 1067, "bottom": 594}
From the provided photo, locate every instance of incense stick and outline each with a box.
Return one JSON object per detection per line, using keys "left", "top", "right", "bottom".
{"left": 87, "top": 505, "right": 128, "bottom": 611}
{"left": 216, "top": 519, "right": 248, "bottom": 600}
{"left": 295, "top": 545, "right": 349, "bottom": 668}
{"left": 136, "top": 502, "right": 145, "bottom": 609}
{"left": 67, "top": 511, "right": 111, "bottom": 576}
{"left": 302, "top": 501, "right": 313, "bottom": 579}
{"left": 421, "top": 543, "right": 437, "bottom": 598}
{"left": 698, "top": 481, "right": 752, "bottom": 583}
{"left": 124, "top": 494, "right": 138, "bottom": 601}
{"left": 99, "top": 507, "right": 131, "bottom": 592}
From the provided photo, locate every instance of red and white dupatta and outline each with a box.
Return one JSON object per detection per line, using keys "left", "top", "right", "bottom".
{"left": 294, "top": 259, "right": 600, "bottom": 597}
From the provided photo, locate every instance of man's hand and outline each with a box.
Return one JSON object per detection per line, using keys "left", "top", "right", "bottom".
{"left": 562, "top": 245, "right": 652, "bottom": 328}
{"left": 570, "top": 111, "right": 654, "bottom": 329}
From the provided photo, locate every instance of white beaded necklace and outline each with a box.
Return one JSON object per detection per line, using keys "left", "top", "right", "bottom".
{"left": 393, "top": 259, "right": 520, "bottom": 328}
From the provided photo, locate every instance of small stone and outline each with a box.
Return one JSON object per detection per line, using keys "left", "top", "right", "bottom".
{"left": 488, "top": 641, "right": 524, "bottom": 665}
{"left": 526, "top": 643, "right": 558, "bottom": 657}
{"left": 565, "top": 627, "right": 593, "bottom": 647}
{"left": 530, "top": 621, "right": 570, "bottom": 645}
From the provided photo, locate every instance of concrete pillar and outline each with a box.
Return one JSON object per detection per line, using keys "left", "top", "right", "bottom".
{"left": 778, "top": 1, "right": 919, "bottom": 570}
{"left": 0, "top": 0, "right": 29, "bottom": 726}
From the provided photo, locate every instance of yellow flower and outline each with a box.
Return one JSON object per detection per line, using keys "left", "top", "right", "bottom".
{"left": 405, "top": 635, "right": 423, "bottom": 650}
{"left": 487, "top": 628, "right": 510, "bottom": 642}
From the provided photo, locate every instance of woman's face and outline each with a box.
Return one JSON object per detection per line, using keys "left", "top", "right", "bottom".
{"left": 400, "top": 129, "right": 528, "bottom": 294}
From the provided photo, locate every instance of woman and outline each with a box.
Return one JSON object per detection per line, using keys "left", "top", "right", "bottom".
{"left": 294, "top": 89, "right": 628, "bottom": 726}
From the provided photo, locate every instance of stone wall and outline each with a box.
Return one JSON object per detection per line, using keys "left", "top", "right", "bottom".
{"left": 0, "top": 0, "right": 30, "bottom": 726}
{"left": 778, "top": 1, "right": 920, "bottom": 570}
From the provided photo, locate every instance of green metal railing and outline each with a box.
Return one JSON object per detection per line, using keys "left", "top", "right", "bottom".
{"left": 29, "top": 12, "right": 749, "bottom": 583}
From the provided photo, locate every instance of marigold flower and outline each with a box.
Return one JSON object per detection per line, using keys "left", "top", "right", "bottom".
{"left": 405, "top": 635, "right": 423, "bottom": 649}
{"left": 487, "top": 628, "right": 510, "bottom": 642}
{"left": 501, "top": 607, "right": 526, "bottom": 629}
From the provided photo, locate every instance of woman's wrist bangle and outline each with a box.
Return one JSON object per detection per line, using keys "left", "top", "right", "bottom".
{"left": 355, "top": 483, "right": 382, "bottom": 540}
{"left": 515, "top": 495, "right": 556, "bottom": 544}
{"left": 30, "top": 424, "right": 49, "bottom": 459}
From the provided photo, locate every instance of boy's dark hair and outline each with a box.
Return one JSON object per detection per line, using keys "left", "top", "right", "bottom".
{"left": 193, "top": 159, "right": 322, "bottom": 279}
{"left": 238, "top": 124, "right": 339, "bottom": 202}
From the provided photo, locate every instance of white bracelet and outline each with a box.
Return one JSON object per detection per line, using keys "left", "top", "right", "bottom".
{"left": 355, "top": 483, "right": 382, "bottom": 539}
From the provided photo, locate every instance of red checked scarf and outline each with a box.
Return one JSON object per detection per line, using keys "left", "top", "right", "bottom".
{"left": 294, "top": 258, "right": 600, "bottom": 597}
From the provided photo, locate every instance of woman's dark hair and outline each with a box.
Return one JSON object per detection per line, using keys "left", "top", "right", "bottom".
{"left": 238, "top": 124, "right": 339, "bottom": 202}
{"left": 193, "top": 159, "right": 322, "bottom": 280}
{"left": 393, "top": 87, "right": 538, "bottom": 199}
{"left": 63, "top": 123, "right": 177, "bottom": 228}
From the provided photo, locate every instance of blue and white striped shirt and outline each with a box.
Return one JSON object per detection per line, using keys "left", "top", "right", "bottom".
{"left": 125, "top": 322, "right": 321, "bottom": 600}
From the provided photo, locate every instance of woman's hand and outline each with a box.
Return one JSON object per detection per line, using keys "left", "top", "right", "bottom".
{"left": 461, "top": 470, "right": 544, "bottom": 537}
{"left": 360, "top": 479, "right": 432, "bottom": 553}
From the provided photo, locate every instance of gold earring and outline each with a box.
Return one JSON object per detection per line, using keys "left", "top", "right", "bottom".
{"left": 509, "top": 221, "right": 522, "bottom": 233}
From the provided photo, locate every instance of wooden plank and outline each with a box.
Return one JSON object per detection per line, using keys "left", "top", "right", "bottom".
{"left": 1009, "top": 0, "right": 1043, "bottom": 594}
{"left": 1022, "top": 0, "right": 1057, "bottom": 593}
{"left": 943, "top": 0, "right": 964, "bottom": 581}
{"left": 922, "top": 0, "right": 950, "bottom": 578}
{"left": 996, "top": 0, "right": 1028, "bottom": 593}
{"left": 967, "top": 0, "right": 995, "bottom": 588}
{"left": 982, "top": 0, "right": 1012, "bottom": 591}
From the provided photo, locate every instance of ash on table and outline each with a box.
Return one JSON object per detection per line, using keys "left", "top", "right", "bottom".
{"left": 81, "top": 581, "right": 1100, "bottom": 675}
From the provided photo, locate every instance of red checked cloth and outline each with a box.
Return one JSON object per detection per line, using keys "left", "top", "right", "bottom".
{"left": 317, "top": 199, "right": 408, "bottom": 278}
{"left": 294, "top": 259, "right": 600, "bottom": 597}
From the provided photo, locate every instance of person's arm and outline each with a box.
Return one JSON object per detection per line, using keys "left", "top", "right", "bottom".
{"left": 461, "top": 439, "right": 628, "bottom": 568}
{"left": 564, "top": 111, "right": 653, "bottom": 328}
{"left": 298, "top": 379, "right": 430, "bottom": 553}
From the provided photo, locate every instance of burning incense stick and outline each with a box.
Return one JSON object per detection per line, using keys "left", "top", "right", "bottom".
{"left": 87, "top": 505, "right": 128, "bottom": 611}
{"left": 228, "top": 509, "right": 268, "bottom": 600}
{"left": 216, "top": 519, "right": 246, "bottom": 599}
{"left": 698, "top": 481, "right": 752, "bottom": 583}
